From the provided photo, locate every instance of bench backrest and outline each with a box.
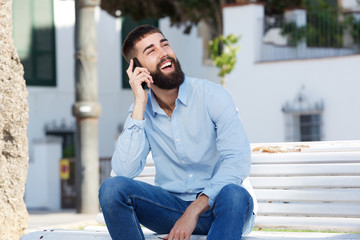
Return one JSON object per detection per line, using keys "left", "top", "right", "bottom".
{"left": 134, "top": 141, "right": 360, "bottom": 232}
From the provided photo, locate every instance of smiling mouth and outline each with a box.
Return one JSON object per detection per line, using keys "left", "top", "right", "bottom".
{"left": 159, "top": 60, "right": 173, "bottom": 71}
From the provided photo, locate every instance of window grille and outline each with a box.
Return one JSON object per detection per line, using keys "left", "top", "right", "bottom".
{"left": 282, "top": 86, "right": 324, "bottom": 142}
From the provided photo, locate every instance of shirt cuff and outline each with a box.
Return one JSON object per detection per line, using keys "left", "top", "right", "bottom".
{"left": 124, "top": 115, "right": 146, "bottom": 130}
{"left": 201, "top": 188, "right": 217, "bottom": 208}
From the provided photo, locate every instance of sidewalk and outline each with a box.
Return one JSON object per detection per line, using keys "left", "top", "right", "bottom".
{"left": 25, "top": 209, "right": 99, "bottom": 233}
{"left": 23, "top": 210, "right": 360, "bottom": 240}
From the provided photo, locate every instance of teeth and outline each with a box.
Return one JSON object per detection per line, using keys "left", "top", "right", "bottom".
{"left": 160, "top": 62, "right": 171, "bottom": 69}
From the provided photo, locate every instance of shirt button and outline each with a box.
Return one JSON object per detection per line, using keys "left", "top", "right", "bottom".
{"left": 189, "top": 190, "right": 193, "bottom": 193}
{"left": 176, "top": 138, "right": 180, "bottom": 142}
{"left": 182, "top": 161, "right": 185, "bottom": 164}
{"left": 189, "top": 174, "right": 193, "bottom": 178}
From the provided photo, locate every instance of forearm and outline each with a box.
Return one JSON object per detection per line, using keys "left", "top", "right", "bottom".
{"left": 164, "top": 195, "right": 210, "bottom": 240}
{"left": 111, "top": 114, "right": 149, "bottom": 177}
{"left": 202, "top": 150, "right": 251, "bottom": 207}
{"left": 131, "top": 100, "right": 147, "bottom": 120}
{"left": 185, "top": 194, "right": 210, "bottom": 218}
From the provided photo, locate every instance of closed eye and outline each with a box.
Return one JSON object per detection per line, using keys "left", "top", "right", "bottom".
{"left": 160, "top": 38, "right": 169, "bottom": 47}
{"left": 145, "top": 48, "right": 155, "bottom": 55}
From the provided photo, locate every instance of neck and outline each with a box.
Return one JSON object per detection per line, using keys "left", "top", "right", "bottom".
{"left": 151, "top": 86, "right": 178, "bottom": 118}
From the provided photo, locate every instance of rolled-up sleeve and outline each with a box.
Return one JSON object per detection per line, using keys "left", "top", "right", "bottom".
{"left": 202, "top": 86, "right": 251, "bottom": 208}
{"left": 111, "top": 112, "right": 150, "bottom": 178}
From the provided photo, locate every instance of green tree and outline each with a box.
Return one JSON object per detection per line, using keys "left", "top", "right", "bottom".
{"left": 101, "top": 0, "right": 338, "bottom": 35}
{"left": 100, "top": 0, "right": 226, "bottom": 37}
{"left": 102, "top": 1, "right": 325, "bottom": 86}
{"left": 258, "top": 0, "right": 304, "bottom": 15}
{"left": 101, "top": 0, "right": 246, "bottom": 86}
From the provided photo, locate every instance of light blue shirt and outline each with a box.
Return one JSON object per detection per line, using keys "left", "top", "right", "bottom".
{"left": 112, "top": 77, "right": 251, "bottom": 207}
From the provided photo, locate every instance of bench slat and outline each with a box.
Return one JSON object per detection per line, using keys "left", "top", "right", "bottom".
{"left": 255, "top": 189, "right": 360, "bottom": 203}
{"left": 250, "top": 176, "right": 360, "bottom": 189}
{"left": 251, "top": 163, "right": 360, "bottom": 176}
{"left": 255, "top": 216, "right": 360, "bottom": 232}
{"left": 251, "top": 141, "right": 360, "bottom": 153}
{"left": 257, "top": 202, "right": 360, "bottom": 217}
{"left": 140, "top": 163, "right": 360, "bottom": 177}
{"left": 252, "top": 152, "right": 360, "bottom": 164}
{"left": 136, "top": 176, "right": 360, "bottom": 189}
{"left": 134, "top": 176, "right": 155, "bottom": 185}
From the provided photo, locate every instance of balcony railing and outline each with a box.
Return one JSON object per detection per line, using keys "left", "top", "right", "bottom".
{"left": 259, "top": 9, "right": 360, "bottom": 62}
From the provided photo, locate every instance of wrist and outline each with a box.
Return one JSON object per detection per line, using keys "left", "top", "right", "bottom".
{"left": 131, "top": 102, "right": 146, "bottom": 120}
{"left": 184, "top": 206, "right": 201, "bottom": 219}
{"left": 186, "top": 195, "right": 210, "bottom": 217}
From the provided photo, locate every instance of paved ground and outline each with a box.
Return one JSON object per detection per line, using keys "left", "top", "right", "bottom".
{"left": 26, "top": 209, "right": 99, "bottom": 233}
{"left": 21, "top": 229, "right": 360, "bottom": 240}
{"left": 24, "top": 210, "right": 360, "bottom": 240}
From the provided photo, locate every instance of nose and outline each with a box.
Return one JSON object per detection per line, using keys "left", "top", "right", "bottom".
{"left": 158, "top": 46, "right": 168, "bottom": 59}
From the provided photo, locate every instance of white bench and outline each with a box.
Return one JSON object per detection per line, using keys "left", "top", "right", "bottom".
{"left": 250, "top": 141, "right": 360, "bottom": 232}
{"left": 21, "top": 141, "right": 360, "bottom": 239}
{"left": 133, "top": 141, "right": 360, "bottom": 233}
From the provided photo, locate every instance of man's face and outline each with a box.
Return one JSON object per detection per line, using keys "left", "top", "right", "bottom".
{"left": 135, "top": 33, "right": 184, "bottom": 89}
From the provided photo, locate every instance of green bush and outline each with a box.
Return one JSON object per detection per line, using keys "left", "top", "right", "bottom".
{"left": 209, "top": 34, "right": 240, "bottom": 87}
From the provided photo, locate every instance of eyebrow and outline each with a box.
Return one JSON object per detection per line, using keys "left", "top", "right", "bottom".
{"left": 142, "top": 38, "right": 169, "bottom": 54}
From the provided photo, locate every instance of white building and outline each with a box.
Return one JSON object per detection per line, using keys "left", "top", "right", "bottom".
{"left": 12, "top": 0, "right": 360, "bottom": 209}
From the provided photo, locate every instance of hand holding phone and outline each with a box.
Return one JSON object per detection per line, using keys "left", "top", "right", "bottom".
{"left": 132, "top": 58, "right": 148, "bottom": 89}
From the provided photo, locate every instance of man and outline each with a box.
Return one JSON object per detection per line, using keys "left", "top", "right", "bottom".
{"left": 99, "top": 24, "right": 256, "bottom": 240}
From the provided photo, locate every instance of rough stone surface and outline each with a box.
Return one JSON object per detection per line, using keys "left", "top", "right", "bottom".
{"left": 0, "top": 0, "right": 29, "bottom": 239}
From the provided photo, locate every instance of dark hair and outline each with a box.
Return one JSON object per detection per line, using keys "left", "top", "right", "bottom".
{"left": 122, "top": 24, "right": 163, "bottom": 62}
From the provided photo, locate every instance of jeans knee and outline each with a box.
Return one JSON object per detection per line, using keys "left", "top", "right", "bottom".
{"left": 217, "top": 184, "right": 252, "bottom": 209}
{"left": 99, "top": 176, "right": 133, "bottom": 207}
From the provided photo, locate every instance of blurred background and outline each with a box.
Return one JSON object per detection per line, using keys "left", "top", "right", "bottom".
{"left": 11, "top": 0, "right": 360, "bottom": 212}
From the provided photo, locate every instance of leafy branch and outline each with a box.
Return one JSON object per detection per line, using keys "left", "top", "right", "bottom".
{"left": 209, "top": 34, "right": 240, "bottom": 87}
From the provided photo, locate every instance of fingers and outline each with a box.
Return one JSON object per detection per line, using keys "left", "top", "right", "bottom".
{"left": 135, "top": 72, "right": 153, "bottom": 90}
{"left": 127, "top": 60, "right": 153, "bottom": 89}
{"left": 126, "top": 59, "right": 151, "bottom": 77}
{"left": 164, "top": 230, "right": 190, "bottom": 240}
{"left": 127, "top": 58, "right": 134, "bottom": 73}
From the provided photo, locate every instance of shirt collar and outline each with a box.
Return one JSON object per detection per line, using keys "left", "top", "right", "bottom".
{"left": 149, "top": 77, "right": 189, "bottom": 117}
{"left": 177, "top": 76, "right": 189, "bottom": 106}
{"left": 149, "top": 90, "right": 162, "bottom": 117}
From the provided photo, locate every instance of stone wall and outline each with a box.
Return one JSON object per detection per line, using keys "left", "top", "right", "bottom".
{"left": 0, "top": 0, "right": 29, "bottom": 239}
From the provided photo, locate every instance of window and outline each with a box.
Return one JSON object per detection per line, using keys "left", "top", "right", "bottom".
{"left": 284, "top": 113, "right": 323, "bottom": 142}
{"left": 282, "top": 86, "right": 324, "bottom": 142}
{"left": 12, "top": 0, "right": 56, "bottom": 86}
{"left": 121, "top": 16, "right": 158, "bottom": 89}
{"left": 299, "top": 114, "right": 321, "bottom": 141}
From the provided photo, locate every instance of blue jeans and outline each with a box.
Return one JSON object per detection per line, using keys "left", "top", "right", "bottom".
{"left": 99, "top": 176, "right": 254, "bottom": 240}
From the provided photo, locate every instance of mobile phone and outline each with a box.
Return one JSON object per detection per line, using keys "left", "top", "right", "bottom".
{"left": 132, "top": 58, "right": 147, "bottom": 89}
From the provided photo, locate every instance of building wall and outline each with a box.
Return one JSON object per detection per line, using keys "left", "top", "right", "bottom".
{"left": 27, "top": 1, "right": 360, "bottom": 163}
{"left": 223, "top": 4, "right": 360, "bottom": 143}
{"left": 27, "top": 1, "right": 218, "bottom": 159}
{"left": 341, "top": 0, "right": 360, "bottom": 11}
{"left": 27, "top": 0, "right": 133, "bottom": 159}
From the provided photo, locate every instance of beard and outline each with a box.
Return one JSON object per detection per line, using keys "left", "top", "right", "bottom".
{"left": 150, "top": 56, "right": 184, "bottom": 90}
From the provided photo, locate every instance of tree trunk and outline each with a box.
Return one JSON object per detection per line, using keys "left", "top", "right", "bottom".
{"left": 0, "top": 0, "right": 29, "bottom": 239}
